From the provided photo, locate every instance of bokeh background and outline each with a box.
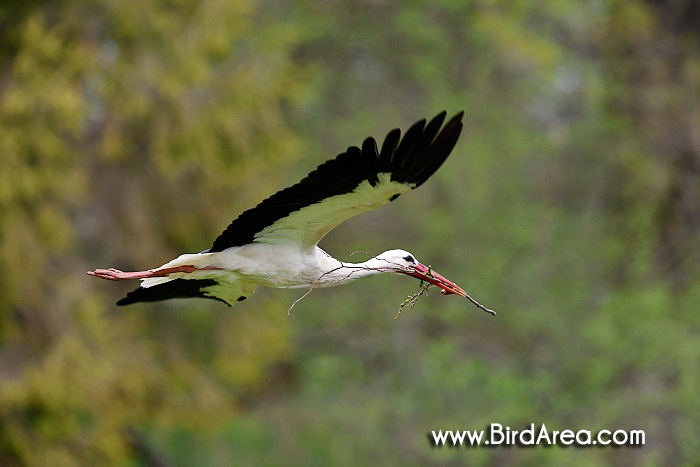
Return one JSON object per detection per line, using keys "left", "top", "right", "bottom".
{"left": 1, "top": 0, "right": 699, "bottom": 465}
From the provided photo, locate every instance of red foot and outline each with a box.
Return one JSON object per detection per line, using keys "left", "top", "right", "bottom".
{"left": 87, "top": 265, "right": 222, "bottom": 281}
{"left": 87, "top": 268, "right": 158, "bottom": 281}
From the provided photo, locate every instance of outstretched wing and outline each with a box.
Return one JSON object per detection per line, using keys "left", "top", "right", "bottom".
{"left": 117, "top": 277, "right": 257, "bottom": 306}
{"left": 208, "top": 111, "right": 464, "bottom": 251}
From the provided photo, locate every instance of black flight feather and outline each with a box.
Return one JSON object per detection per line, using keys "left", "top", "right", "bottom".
{"left": 208, "top": 111, "right": 463, "bottom": 252}
{"left": 116, "top": 279, "right": 231, "bottom": 306}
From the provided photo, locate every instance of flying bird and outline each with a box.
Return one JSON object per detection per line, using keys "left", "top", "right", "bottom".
{"left": 88, "top": 111, "right": 494, "bottom": 315}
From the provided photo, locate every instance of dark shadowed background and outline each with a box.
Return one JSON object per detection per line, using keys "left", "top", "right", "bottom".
{"left": 1, "top": 0, "right": 699, "bottom": 465}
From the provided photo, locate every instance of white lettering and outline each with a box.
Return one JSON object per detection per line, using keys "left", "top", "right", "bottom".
{"left": 430, "top": 426, "right": 645, "bottom": 448}
{"left": 536, "top": 424, "right": 552, "bottom": 444}
{"left": 490, "top": 423, "right": 504, "bottom": 444}
{"left": 559, "top": 430, "right": 574, "bottom": 445}
{"left": 449, "top": 430, "right": 467, "bottom": 445}
{"left": 613, "top": 430, "right": 628, "bottom": 445}
{"left": 431, "top": 431, "right": 449, "bottom": 446}
{"left": 576, "top": 429, "right": 592, "bottom": 445}
{"left": 519, "top": 424, "right": 535, "bottom": 445}
{"left": 510, "top": 430, "right": 518, "bottom": 444}
{"left": 465, "top": 430, "right": 484, "bottom": 445}
{"left": 629, "top": 429, "right": 645, "bottom": 445}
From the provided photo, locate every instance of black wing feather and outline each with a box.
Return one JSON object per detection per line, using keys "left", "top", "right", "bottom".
{"left": 377, "top": 128, "right": 401, "bottom": 176}
{"left": 208, "top": 111, "right": 463, "bottom": 252}
{"left": 116, "top": 279, "right": 231, "bottom": 306}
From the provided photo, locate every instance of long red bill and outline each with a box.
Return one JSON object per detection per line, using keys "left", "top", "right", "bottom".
{"left": 404, "top": 263, "right": 496, "bottom": 316}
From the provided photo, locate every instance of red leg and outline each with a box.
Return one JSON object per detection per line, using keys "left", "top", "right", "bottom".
{"left": 87, "top": 265, "right": 222, "bottom": 281}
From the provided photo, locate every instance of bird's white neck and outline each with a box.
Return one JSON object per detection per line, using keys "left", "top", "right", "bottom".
{"left": 313, "top": 252, "right": 396, "bottom": 288}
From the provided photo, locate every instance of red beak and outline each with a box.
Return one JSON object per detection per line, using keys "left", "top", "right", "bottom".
{"left": 402, "top": 262, "right": 497, "bottom": 316}
{"left": 403, "top": 263, "right": 468, "bottom": 297}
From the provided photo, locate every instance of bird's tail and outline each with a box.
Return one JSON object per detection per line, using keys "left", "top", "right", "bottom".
{"left": 110, "top": 253, "right": 254, "bottom": 306}
{"left": 117, "top": 279, "right": 232, "bottom": 306}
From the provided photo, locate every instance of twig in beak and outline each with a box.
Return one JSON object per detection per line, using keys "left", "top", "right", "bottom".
{"left": 464, "top": 294, "right": 496, "bottom": 316}
{"left": 395, "top": 265, "right": 435, "bottom": 319}
{"left": 394, "top": 281, "right": 433, "bottom": 320}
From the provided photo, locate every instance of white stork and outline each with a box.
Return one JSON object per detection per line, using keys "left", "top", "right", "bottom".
{"left": 88, "top": 111, "right": 495, "bottom": 315}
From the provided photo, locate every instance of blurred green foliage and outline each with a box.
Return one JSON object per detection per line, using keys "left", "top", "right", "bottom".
{"left": 1, "top": 0, "right": 699, "bottom": 465}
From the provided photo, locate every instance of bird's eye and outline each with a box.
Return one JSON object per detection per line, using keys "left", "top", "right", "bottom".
{"left": 403, "top": 255, "right": 415, "bottom": 263}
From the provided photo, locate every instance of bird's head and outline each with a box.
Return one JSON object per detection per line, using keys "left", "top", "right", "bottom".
{"left": 373, "top": 249, "right": 468, "bottom": 297}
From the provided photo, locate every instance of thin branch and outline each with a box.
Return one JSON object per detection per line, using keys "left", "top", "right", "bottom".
{"left": 394, "top": 265, "right": 434, "bottom": 319}
{"left": 287, "top": 281, "right": 319, "bottom": 315}
{"left": 349, "top": 250, "right": 374, "bottom": 258}
{"left": 463, "top": 294, "right": 497, "bottom": 316}
{"left": 287, "top": 262, "right": 354, "bottom": 315}
{"left": 394, "top": 281, "right": 433, "bottom": 319}
{"left": 287, "top": 252, "right": 400, "bottom": 315}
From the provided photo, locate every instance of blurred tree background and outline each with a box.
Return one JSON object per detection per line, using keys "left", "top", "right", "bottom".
{"left": 1, "top": 0, "right": 698, "bottom": 465}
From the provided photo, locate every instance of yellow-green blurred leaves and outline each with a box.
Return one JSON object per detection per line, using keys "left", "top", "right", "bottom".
{"left": 2, "top": 0, "right": 699, "bottom": 464}
{"left": 472, "top": 0, "right": 562, "bottom": 71}
{"left": 0, "top": 11, "right": 89, "bottom": 318}
{"left": 0, "top": 0, "right": 306, "bottom": 464}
